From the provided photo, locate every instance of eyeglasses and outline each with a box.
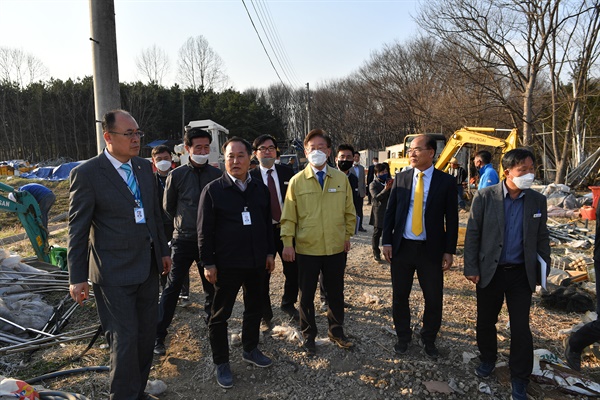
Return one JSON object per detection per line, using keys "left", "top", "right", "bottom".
{"left": 257, "top": 145, "right": 276, "bottom": 153}
{"left": 109, "top": 130, "right": 145, "bottom": 138}
{"left": 407, "top": 147, "right": 430, "bottom": 154}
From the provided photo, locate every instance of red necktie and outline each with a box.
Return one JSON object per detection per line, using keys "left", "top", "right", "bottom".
{"left": 267, "top": 169, "right": 282, "bottom": 222}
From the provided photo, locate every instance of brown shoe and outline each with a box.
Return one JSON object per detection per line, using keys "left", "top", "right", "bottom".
{"left": 328, "top": 334, "right": 354, "bottom": 349}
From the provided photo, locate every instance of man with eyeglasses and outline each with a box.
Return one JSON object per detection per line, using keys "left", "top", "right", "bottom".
{"left": 382, "top": 134, "right": 458, "bottom": 360}
{"left": 250, "top": 135, "right": 300, "bottom": 326}
{"left": 154, "top": 127, "right": 222, "bottom": 356}
{"left": 68, "top": 109, "right": 172, "bottom": 400}
{"left": 281, "top": 129, "right": 356, "bottom": 355}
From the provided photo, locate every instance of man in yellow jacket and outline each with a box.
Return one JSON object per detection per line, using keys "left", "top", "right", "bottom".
{"left": 281, "top": 128, "right": 356, "bottom": 355}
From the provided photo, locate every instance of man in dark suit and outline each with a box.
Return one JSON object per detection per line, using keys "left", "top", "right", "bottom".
{"left": 366, "top": 157, "right": 379, "bottom": 205}
{"left": 151, "top": 145, "right": 175, "bottom": 291}
{"left": 352, "top": 151, "right": 367, "bottom": 231}
{"left": 68, "top": 109, "right": 172, "bottom": 400}
{"left": 369, "top": 162, "right": 392, "bottom": 262}
{"left": 250, "top": 134, "right": 299, "bottom": 324}
{"left": 565, "top": 204, "right": 600, "bottom": 371}
{"left": 464, "top": 148, "right": 550, "bottom": 400}
{"left": 382, "top": 134, "right": 458, "bottom": 360}
{"left": 198, "top": 137, "right": 275, "bottom": 389}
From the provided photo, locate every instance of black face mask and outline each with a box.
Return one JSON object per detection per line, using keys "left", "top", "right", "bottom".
{"left": 337, "top": 160, "right": 353, "bottom": 172}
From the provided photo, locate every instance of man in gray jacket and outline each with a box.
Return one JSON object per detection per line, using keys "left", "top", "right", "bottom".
{"left": 464, "top": 148, "right": 550, "bottom": 400}
{"left": 154, "top": 127, "right": 222, "bottom": 355}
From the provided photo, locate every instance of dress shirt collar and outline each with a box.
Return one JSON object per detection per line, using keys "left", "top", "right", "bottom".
{"left": 227, "top": 172, "right": 252, "bottom": 190}
{"left": 413, "top": 164, "right": 434, "bottom": 178}
{"left": 502, "top": 180, "right": 525, "bottom": 199}
{"left": 104, "top": 148, "right": 132, "bottom": 170}
{"left": 310, "top": 164, "right": 328, "bottom": 176}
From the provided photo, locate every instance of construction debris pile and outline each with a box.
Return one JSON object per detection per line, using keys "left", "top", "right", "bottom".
{"left": 0, "top": 248, "right": 96, "bottom": 355}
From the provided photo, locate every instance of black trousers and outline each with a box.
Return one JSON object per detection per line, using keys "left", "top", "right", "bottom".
{"left": 93, "top": 250, "right": 158, "bottom": 400}
{"left": 261, "top": 226, "right": 299, "bottom": 321}
{"left": 298, "top": 252, "right": 346, "bottom": 340}
{"left": 372, "top": 227, "right": 383, "bottom": 256}
{"left": 569, "top": 261, "right": 600, "bottom": 352}
{"left": 156, "top": 239, "right": 214, "bottom": 340}
{"left": 476, "top": 266, "right": 533, "bottom": 382}
{"left": 391, "top": 240, "right": 443, "bottom": 344}
{"left": 209, "top": 267, "right": 266, "bottom": 364}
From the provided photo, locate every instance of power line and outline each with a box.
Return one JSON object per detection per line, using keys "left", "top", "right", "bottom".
{"left": 241, "top": 0, "right": 294, "bottom": 97}
{"left": 253, "top": 0, "right": 302, "bottom": 88}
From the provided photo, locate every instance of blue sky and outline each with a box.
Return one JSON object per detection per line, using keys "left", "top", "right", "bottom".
{"left": 0, "top": 0, "right": 419, "bottom": 91}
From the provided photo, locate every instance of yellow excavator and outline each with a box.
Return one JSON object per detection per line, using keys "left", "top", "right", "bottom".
{"left": 386, "top": 127, "right": 519, "bottom": 178}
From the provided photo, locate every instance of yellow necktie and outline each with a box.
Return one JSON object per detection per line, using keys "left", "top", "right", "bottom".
{"left": 412, "top": 172, "right": 424, "bottom": 236}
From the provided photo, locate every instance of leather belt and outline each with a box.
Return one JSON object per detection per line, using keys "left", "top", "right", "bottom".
{"left": 498, "top": 263, "right": 524, "bottom": 270}
{"left": 403, "top": 239, "right": 426, "bottom": 245}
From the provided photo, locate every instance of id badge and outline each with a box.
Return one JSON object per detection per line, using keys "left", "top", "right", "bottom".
{"left": 134, "top": 207, "right": 146, "bottom": 224}
{"left": 242, "top": 211, "right": 252, "bottom": 225}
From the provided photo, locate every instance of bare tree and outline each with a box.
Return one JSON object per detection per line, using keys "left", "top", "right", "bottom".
{"left": 0, "top": 47, "right": 48, "bottom": 87}
{"left": 177, "top": 36, "right": 229, "bottom": 91}
{"left": 545, "top": 1, "right": 600, "bottom": 183}
{"left": 135, "top": 44, "right": 170, "bottom": 85}
{"left": 417, "top": 0, "right": 567, "bottom": 145}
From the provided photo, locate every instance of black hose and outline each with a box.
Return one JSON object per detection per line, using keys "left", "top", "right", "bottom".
{"left": 24, "top": 365, "right": 109, "bottom": 384}
{"left": 38, "top": 390, "right": 88, "bottom": 400}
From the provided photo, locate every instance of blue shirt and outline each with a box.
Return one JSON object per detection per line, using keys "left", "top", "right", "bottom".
{"left": 478, "top": 163, "right": 499, "bottom": 189}
{"left": 499, "top": 182, "right": 525, "bottom": 265}
{"left": 19, "top": 183, "right": 52, "bottom": 202}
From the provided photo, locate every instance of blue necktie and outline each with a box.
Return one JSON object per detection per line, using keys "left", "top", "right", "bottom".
{"left": 317, "top": 171, "right": 325, "bottom": 188}
{"left": 120, "top": 163, "right": 139, "bottom": 201}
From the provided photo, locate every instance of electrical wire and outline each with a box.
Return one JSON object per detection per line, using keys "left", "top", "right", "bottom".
{"left": 241, "top": 0, "right": 295, "bottom": 97}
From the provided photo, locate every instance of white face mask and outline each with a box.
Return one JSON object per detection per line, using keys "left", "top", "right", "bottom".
{"left": 511, "top": 173, "right": 534, "bottom": 190}
{"left": 258, "top": 157, "right": 276, "bottom": 168}
{"left": 190, "top": 154, "right": 209, "bottom": 165}
{"left": 307, "top": 150, "right": 327, "bottom": 167}
{"left": 155, "top": 160, "right": 171, "bottom": 172}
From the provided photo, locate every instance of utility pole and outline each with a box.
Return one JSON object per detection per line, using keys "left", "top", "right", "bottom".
{"left": 306, "top": 82, "right": 311, "bottom": 133}
{"left": 89, "top": 0, "right": 121, "bottom": 153}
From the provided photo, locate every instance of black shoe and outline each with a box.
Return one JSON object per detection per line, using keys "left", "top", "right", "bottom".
{"left": 511, "top": 379, "right": 528, "bottom": 400}
{"left": 419, "top": 339, "right": 439, "bottom": 359}
{"left": 358, "top": 227, "right": 367, "bottom": 232}
{"left": 280, "top": 305, "right": 300, "bottom": 321}
{"left": 474, "top": 361, "right": 495, "bottom": 378}
{"left": 373, "top": 254, "right": 382, "bottom": 262}
{"left": 302, "top": 338, "right": 316, "bottom": 355}
{"left": 153, "top": 339, "right": 166, "bottom": 356}
{"left": 394, "top": 341, "right": 408, "bottom": 355}
{"left": 565, "top": 339, "right": 582, "bottom": 371}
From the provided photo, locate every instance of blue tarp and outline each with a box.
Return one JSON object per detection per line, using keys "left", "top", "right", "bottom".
{"left": 20, "top": 162, "right": 81, "bottom": 181}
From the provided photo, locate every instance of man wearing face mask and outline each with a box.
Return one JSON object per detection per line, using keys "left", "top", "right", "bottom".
{"left": 352, "top": 151, "right": 367, "bottom": 232}
{"left": 369, "top": 162, "right": 392, "bottom": 262}
{"left": 281, "top": 129, "right": 356, "bottom": 355}
{"left": 151, "top": 145, "right": 176, "bottom": 291}
{"left": 250, "top": 134, "right": 300, "bottom": 325}
{"left": 154, "top": 127, "right": 222, "bottom": 356}
{"left": 464, "top": 148, "right": 550, "bottom": 400}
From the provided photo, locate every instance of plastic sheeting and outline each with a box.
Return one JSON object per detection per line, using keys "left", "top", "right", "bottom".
{"left": 20, "top": 162, "right": 81, "bottom": 181}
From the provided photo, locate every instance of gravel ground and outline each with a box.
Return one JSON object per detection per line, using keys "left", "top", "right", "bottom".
{"left": 2, "top": 205, "right": 600, "bottom": 399}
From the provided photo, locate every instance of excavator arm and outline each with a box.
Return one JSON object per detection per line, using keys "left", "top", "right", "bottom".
{"left": 0, "top": 181, "right": 50, "bottom": 262}
{"left": 435, "top": 127, "right": 519, "bottom": 178}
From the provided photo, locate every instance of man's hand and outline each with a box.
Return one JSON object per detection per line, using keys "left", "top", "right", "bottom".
{"left": 282, "top": 246, "right": 295, "bottom": 262}
{"left": 344, "top": 240, "right": 351, "bottom": 253}
{"left": 161, "top": 256, "right": 172, "bottom": 275}
{"left": 383, "top": 245, "right": 392, "bottom": 263}
{"left": 70, "top": 282, "right": 89, "bottom": 306}
{"left": 465, "top": 275, "right": 480, "bottom": 284}
{"left": 204, "top": 266, "right": 217, "bottom": 284}
{"left": 385, "top": 180, "right": 393, "bottom": 190}
{"left": 442, "top": 253, "right": 453, "bottom": 271}
{"left": 266, "top": 255, "right": 275, "bottom": 273}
